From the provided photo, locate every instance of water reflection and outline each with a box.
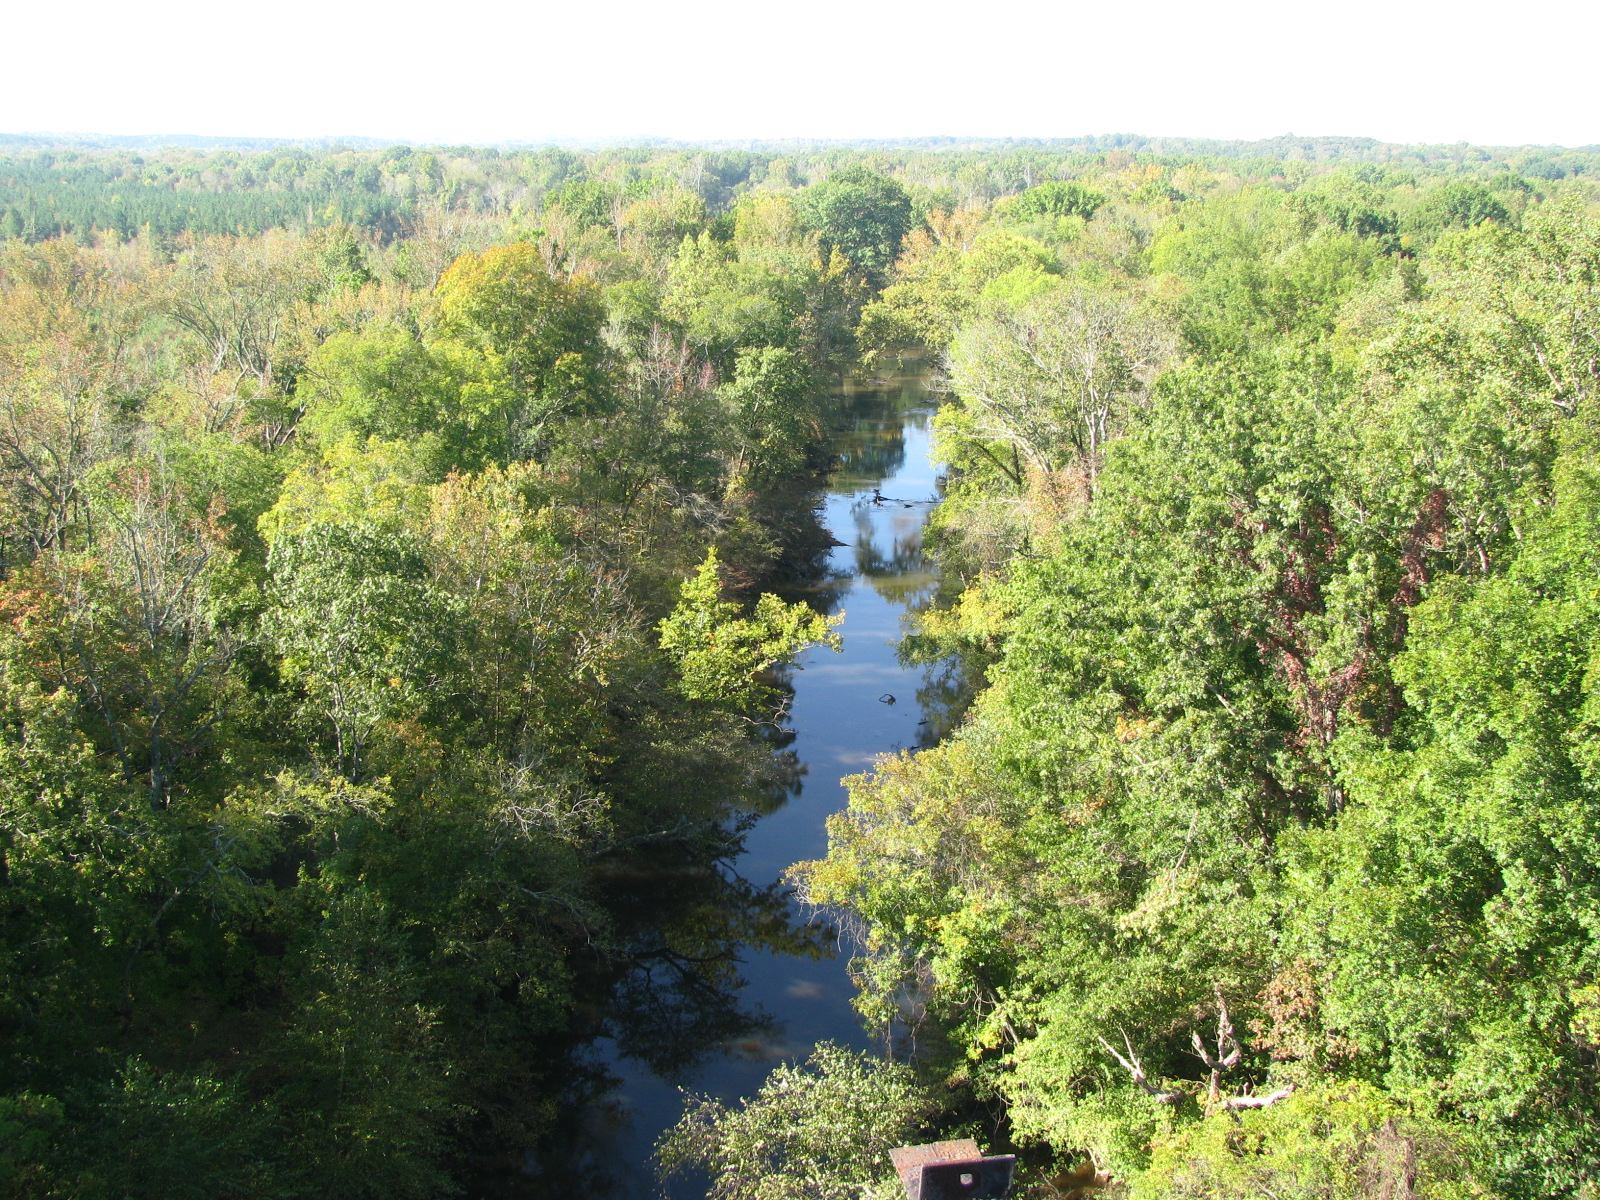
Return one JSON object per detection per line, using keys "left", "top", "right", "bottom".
{"left": 599, "top": 862, "right": 834, "bottom": 1077}
{"left": 482, "top": 843, "right": 836, "bottom": 1198}
{"left": 909, "top": 652, "right": 977, "bottom": 748}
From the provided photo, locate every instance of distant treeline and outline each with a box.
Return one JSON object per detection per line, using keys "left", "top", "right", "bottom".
{"left": 2, "top": 134, "right": 1597, "bottom": 244}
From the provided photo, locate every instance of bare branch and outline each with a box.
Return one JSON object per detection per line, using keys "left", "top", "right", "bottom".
{"left": 1221, "top": 1086, "right": 1296, "bottom": 1111}
{"left": 1097, "top": 1032, "right": 1181, "bottom": 1105}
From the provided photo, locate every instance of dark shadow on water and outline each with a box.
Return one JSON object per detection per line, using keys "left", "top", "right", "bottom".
{"left": 456, "top": 839, "right": 838, "bottom": 1198}
{"left": 595, "top": 857, "right": 835, "bottom": 1080}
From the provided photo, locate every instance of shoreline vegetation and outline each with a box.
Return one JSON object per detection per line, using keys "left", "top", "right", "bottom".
{"left": 1, "top": 136, "right": 1598, "bottom": 1198}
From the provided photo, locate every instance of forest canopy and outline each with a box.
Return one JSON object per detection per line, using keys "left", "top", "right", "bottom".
{"left": 0, "top": 134, "right": 1598, "bottom": 1197}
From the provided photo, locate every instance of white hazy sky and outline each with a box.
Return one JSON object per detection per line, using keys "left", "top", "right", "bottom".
{"left": 3, "top": 0, "right": 1594, "bottom": 147}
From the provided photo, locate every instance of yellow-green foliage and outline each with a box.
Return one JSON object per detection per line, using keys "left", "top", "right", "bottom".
{"left": 1136, "top": 1084, "right": 1484, "bottom": 1200}
{"left": 659, "top": 549, "right": 841, "bottom": 709}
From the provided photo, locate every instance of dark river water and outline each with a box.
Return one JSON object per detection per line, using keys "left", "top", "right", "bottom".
{"left": 549, "top": 362, "right": 943, "bottom": 1197}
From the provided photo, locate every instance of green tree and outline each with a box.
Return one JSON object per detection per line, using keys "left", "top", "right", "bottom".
{"left": 658, "top": 549, "right": 840, "bottom": 711}
{"left": 1288, "top": 448, "right": 1600, "bottom": 1196}
{"left": 544, "top": 178, "right": 615, "bottom": 231}
{"left": 944, "top": 284, "right": 1174, "bottom": 493}
{"left": 664, "top": 231, "right": 811, "bottom": 368}
{"left": 797, "top": 167, "right": 914, "bottom": 290}
{"left": 1002, "top": 181, "right": 1107, "bottom": 223}
{"left": 1136, "top": 1083, "right": 1480, "bottom": 1200}
{"left": 278, "top": 888, "right": 456, "bottom": 1199}
{"left": 1291, "top": 172, "right": 1400, "bottom": 246}
{"left": 300, "top": 325, "right": 492, "bottom": 475}
{"left": 264, "top": 522, "right": 459, "bottom": 780}
{"left": 1417, "top": 180, "right": 1511, "bottom": 232}
{"left": 657, "top": 1043, "right": 934, "bottom": 1200}
{"left": 719, "top": 345, "right": 823, "bottom": 485}
{"left": 1149, "top": 188, "right": 1388, "bottom": 352}
{"left": 434, "top": 242, "right": 612, "bottom": 457}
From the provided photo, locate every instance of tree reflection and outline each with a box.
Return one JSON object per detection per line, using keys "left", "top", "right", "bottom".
{"left": 828, "top": 394, "right": 925, "bottom": 489}
{"left": 596, "top": 852, "right": 833, "bottom": 1079}
{"left": 901, "top": 579, "right": 992, "bottom": 749}
{"left": 459, "top": 836, "right": 837, "bottom": 1198}
{"left": 911, "top": 651, "right": 982, "bottom": 747}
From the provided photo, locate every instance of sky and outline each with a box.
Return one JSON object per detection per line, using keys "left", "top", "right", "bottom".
{"left": 4, "top": 0, "right": 1594, "bottom": 148}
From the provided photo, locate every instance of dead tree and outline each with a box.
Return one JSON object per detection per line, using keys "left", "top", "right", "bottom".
{"left": 1101, "top": 985, "right": 1295, "bottom": 1113}
{"left": 1190, "top": 981, "right": 1243, "bottom": 1107}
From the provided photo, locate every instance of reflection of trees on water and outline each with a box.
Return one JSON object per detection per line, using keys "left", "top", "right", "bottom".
{"left": 849, "top": 500, "right": 922, "bottom": 575}
{"left": 826, "top": 369, "right": 935, "bottom": 489}
{"left": 911, "top": 651, "right": 982, "bottom": 748}
{"left": 871, "top": 571, "right": 938, "bottom": 610}
{"left": 831, "top": 416, "right": 908, "bottom": 485}
{"left": 845, "top": 500, "right": 944, "bottom": 611}
{"left": 774, "top": 373, "right": 939, "bottom": 614}
{"left": 764, "top": 491, "right": 843, "bottom": 591}
{"left": 498, "top": 839, "right": 836, "bottom": 1199}
{"left": 597, "top": 855, "right": 831, "bottom": 1078}
{"left": 769, "top": 524, "right": 855, "bottom": 623}
{"left": 901, "top": 575, "right": 992, "bottom": 750}
{"left": 747, "top": 699, "right": 807, "bottom": 807}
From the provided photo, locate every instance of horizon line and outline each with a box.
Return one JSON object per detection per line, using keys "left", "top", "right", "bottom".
{"left": 3, "top": 130, "right": 1594, "bottom": 154}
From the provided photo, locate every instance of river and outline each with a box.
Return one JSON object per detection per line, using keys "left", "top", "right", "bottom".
{"left": 544, "top": 361, "right": 944, "bottom": 1197}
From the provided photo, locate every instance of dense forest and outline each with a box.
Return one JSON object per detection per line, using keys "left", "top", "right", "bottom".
{"left": 1, "top": 135, "right": 1598, "bottom": 1198}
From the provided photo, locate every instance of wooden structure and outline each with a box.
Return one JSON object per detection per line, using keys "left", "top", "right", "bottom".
{"left": 888, "top": 1139, "right": 1016, "bottom": 1200}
